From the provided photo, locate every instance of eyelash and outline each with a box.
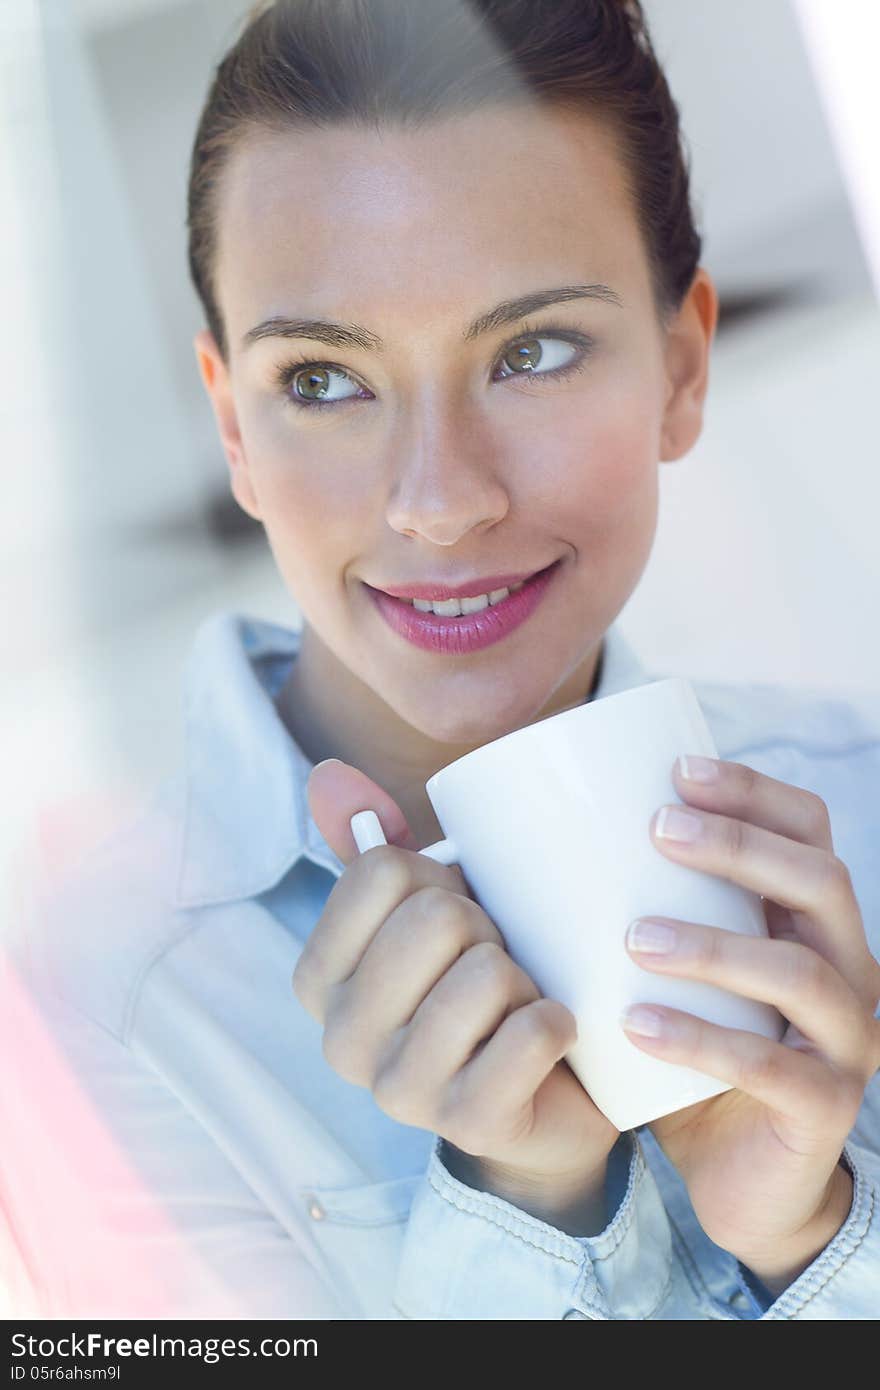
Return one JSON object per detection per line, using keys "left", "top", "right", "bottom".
{"left": 271, "top": 319, "right": 597, "bottom": 414}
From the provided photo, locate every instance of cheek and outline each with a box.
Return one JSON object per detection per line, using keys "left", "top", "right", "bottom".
{"left": 262, "top": 473, "right": 361, "bottom": 599}
{"left": 244, "top": 413, "right": 368, "bottom": 548}
{"left": 529, "top": 394, "right": 660, "bottom": 543}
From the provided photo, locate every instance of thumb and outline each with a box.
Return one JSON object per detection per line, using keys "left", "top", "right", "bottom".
{"left": 307, "top": 758, "right": 423, "bottom": 866}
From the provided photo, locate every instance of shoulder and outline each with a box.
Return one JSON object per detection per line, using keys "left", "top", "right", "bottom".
{"left": 692, "top": 676, "right": 880, "bottom": 796}
{"left": 691, "top": 676, "right": 880, "bottom": 760}
{"left": 692, "top": 676, "right": 880, "bottom": 935}
{"left": 13, "top": 773, "right": 196, "bottom": 1041}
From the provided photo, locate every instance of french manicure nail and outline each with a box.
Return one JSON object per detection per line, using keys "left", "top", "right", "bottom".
{"left": 621, "top": 1005, "right": 666, "bottom": 1037}
{"left": 627, "top": 919, "right": 678, "bottom": 953}
{"left": 678, "top": 754, "right": 718, "bottom": 783}
{"left": 655, "top": 806, "right": 703, "bottom": 842}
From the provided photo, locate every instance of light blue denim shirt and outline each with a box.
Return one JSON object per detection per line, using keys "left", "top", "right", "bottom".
{"left": 7, "top": 611, "right": 880, "bottom": 1319}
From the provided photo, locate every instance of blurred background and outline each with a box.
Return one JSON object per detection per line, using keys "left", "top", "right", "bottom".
{"left": 3, "top": 0, "right": 880, "bottom": 941}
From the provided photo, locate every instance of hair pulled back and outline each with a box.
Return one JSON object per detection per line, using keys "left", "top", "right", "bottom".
{"left": 187, "top": 0, "right": 703, "bottom": 364}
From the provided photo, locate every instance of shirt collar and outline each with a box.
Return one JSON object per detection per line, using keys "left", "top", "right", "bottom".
{"left": 173, "top": 610, "right": 654, "bottom": 911}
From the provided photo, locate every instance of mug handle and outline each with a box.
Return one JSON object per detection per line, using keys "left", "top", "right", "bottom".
{"left": 349, "top": 810, "right": 459, "bottom": 865}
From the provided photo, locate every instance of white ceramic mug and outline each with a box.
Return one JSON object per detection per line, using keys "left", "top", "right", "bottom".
{"left": 350, "top": 677, "right": 785, "bottom": 1132}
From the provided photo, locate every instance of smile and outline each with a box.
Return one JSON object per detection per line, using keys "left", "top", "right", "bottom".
{"left": 363, "top": 559, "right": 563, "bottom": 656}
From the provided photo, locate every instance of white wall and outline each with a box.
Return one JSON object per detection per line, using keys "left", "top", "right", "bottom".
{"left": 625, "top": 288, "right": 880, "bottom": 695}
{"left": 644, "top": 0, "right": 868, "bottom": 295}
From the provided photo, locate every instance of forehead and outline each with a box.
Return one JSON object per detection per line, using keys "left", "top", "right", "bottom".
{"left": 215, "top": 104, "right": 646, "bottom": 348}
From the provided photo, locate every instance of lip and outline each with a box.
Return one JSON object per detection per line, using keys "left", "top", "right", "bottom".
{"left": 364, "top": 558, "right": 563, "bottom": 656}
{"left": 372, "top": 570, "right": 543, "bottom": 602}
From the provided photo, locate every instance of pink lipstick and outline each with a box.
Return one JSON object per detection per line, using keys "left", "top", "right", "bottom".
{"left": 364, "top": 558, "right": 563, "bottom": 656}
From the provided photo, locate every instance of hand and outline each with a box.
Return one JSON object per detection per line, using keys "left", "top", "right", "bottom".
{"left": 295, "top": 759, "right": 619, "bottom": 1231}
{"left": 621, "top": 755, "right": 880, "bottom": 1290}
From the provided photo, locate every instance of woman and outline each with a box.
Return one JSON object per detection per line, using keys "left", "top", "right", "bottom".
{"left": 8, "top": 0, "right": 880, "bottom": 1319}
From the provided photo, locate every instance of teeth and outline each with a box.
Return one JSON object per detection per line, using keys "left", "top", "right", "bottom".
{"left": 460, "top": 593, "right": 491, "bottom": 614}
{"left": 407, "top": 578, "right": 527, "bottom": 616}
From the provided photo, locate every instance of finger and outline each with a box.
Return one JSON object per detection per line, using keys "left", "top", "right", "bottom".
{"left": 625, "top": 918, "right": 866, "bottom": 1070}
{"left": 293, "top": 843, "right": 467, "bottom": 1021}
{"left": 372, "top": 942, "right": 539, "bottom": 1113}
{"left": 660, "top": 764, "right": 879, "bottom": 1011}
{"left": 620, "top": 1002, "right": 862, "bottom": 1137}
{"left": 672, "top": 756, "right": 835, "bottom": 853}
{"left": 672, "top": 757, "right": 835, "bottom": 954}
{"left": 307, "top": 758, "right": 423, "bottom": 863}
{"left": 649, "top": 804, "right": 866, "bottom": 975}
{"left": 650, "top": 805, "right": 849, "bottom": 918}
{"left": 445, "top": 998, "right": 578, "bottom": 1151}
{"left": 326, "top": 888, "right": 505, "bottom": 1065}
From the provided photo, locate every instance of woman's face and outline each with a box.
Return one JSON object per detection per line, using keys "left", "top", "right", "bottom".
{"left": 195, "top": 103, "right": 717, "bottom": 747}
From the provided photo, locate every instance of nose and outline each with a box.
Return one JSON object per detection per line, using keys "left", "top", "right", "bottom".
{"left": 385, "top": 404, "right": 509, "bottom": 545}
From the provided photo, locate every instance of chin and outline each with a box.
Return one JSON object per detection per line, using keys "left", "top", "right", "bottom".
{"left": 400, "top": 691, "right": 538, "bottom": 749}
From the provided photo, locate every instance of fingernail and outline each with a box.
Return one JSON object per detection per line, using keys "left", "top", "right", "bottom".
{"left": 626, "top": 919, "right": 678, "bottom": 953}
{"left": 312, "top": 758, "right": 344, "bottom": 772}
{"left": 677, "top": 754, "right": 718, "bottom": 783}
{"left": 655, "top": 806, "right": 703, "bottom": 842}
{"left": 621, "top": 1005, "right": 666, "bottom": 1037}
{"left": 350, "top": 809, "right": 387, "bottom": 851}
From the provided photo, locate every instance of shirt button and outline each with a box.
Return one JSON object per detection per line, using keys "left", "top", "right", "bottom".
{"left": 730, "top": 1290, "right": 750, "bottom": 1312}
{"left": 306, "top": 1197, "right": 326, "bottom": 1221}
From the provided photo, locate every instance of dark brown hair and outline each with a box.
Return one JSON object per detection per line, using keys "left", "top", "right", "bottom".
{"left": 187, "top": 0, "right": 703, "bottom": 365}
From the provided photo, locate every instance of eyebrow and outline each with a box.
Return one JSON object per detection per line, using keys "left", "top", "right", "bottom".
{"left": 240, "top": 283, "right": 623, "bottom": 353}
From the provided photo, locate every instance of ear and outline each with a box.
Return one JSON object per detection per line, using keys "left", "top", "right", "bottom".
{"left": 193, "top": 328, "right": 262, "bottom": 522}
{"left": 658, "top": 267, "right": 719, "bottom": 463}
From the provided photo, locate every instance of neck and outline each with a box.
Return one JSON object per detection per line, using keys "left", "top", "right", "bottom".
{"left": 275, "top": 623, "right": 605, "bottom": 848}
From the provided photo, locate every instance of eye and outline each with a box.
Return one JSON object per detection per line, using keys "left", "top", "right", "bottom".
{"left": 492, "top": 328, "right": 593, "bottom": 388}
{"left": 272, "top": 360, "right": 367, "bottom": 412}
{"left": 272, "top": 320, "right": 596, "bottom": 413}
